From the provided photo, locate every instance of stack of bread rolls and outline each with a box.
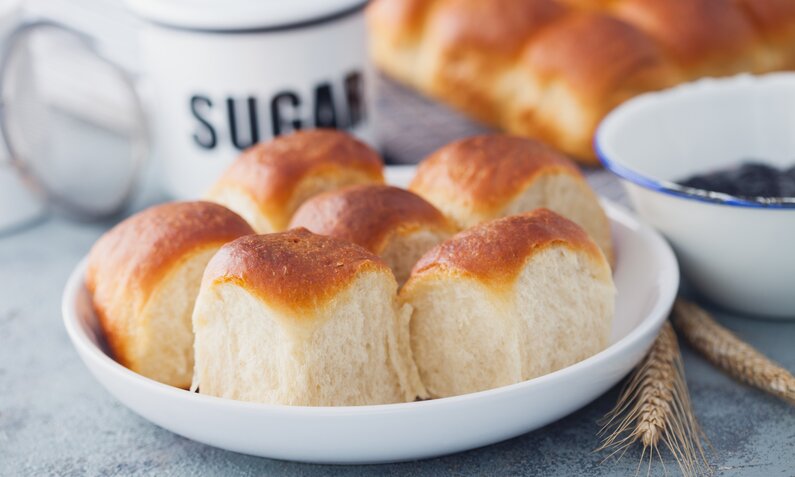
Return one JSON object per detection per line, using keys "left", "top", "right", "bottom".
{"left": 86, "top": 129, "right": 615, "bottom": 406}
{"left": 366, "top": 0, "right": 795, "bottom": 163}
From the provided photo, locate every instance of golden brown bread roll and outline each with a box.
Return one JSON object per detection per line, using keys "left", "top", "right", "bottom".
{"left": 516, "top": 12, "right": 679, "bottom": 158}
{"left": 421, "top": 0, "right": 569, "bottom": 126}
{"left": 612, "top": 0, "right": 757, "bottom": 75}
{"left": 367, "top": 0, "right": 795, "bottom": 163}
{"left": 365, "top": 0, "right": 437, "bottom": 90}
{"left": 289, "top": 185, "right": 455, "bottom": 284}
{"left": 734, "top": 0, "right": 795, "bottom": 70}
{"left": 191, "top": 229, "right": 426, "bottom": 405}
{"left": 206, "top": 129, "right": 384, "bottom": 233}
{"left": 736, "top": 0, "right": 795, "bottom": 34}
{"left": 409, "top": 134, "right": 613, "bottom": 264}
{"left": 85, "top": 201, "right": 254, "bottom": 388}
{"left": 401, "top": 209, "right": 615, "bottom": 398}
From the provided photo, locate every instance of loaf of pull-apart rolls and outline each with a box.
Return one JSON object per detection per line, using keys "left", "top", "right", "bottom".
{"left": 192, "top": 229, "right": 426, "bottom": 405}
{"left": 290, "top": 185, "right": 455, "bottom": 284}
{"left": 401, "top": 209, "right": 615, "bottom": 398}
{"left": 206, "top": 129, "right": 384, "bottom": 233}
{"left": 85, "top": 201, "right": 254, "bottom": 388}
{"left": 367, "top": 0, "right": 795, "bottom": 163}
{"left": 410, "top": 134, "right": 613, "bottom": 264}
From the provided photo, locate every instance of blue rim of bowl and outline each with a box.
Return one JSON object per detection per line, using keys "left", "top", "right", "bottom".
{"left": 594, "top": 131, "right": 795, "bottom": 210}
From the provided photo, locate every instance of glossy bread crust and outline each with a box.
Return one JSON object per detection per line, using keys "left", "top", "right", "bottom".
{"left": 613, "top": 0, "right": 756, "bottom": 70}
{"left": 409, "top": 134, "right": 582, "bottom": 214}
{"left": 366, "top": 0, "right": 433, "bottom": 41}
{"left": 210, "top": 129, "right": 384, "bottom": 217}
{"left": 430, "top": 0, "right": 567, "bottom": 55}
{"left": 86, "top": 201, "right": 254, "bottom": 301}
{"left": 289, "top": 185, "right": 453, "bottom": 253}
{"left": 735, "top": 0, "right": 795, "bottom": 33}
{"left": 405, "top": 208, "right": 606, "bottom": 287}
{"left": 202, "top": 229, "right": 391, "bottom": 315}
{"left": 522, "top": 12, "right": 673, "bottom": 101}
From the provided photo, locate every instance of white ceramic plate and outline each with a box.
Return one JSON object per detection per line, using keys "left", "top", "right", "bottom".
{"left": 62, "top": 166, "right": 679, "bottom": 464}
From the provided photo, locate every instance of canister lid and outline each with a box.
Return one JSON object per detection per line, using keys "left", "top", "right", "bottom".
{"left": 125, "top": 0, "right": 369, "bottom": 33}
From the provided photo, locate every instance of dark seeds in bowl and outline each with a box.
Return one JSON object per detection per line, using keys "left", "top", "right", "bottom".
{"left": 784, "top": 165, "right": 795, "bottom": 196}
{"left": 679, "top": 161, "right": 795, "bottom": 200}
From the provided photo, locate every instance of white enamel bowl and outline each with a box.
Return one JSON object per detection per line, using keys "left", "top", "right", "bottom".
{"left": 62, "top": 167, "right": 678, "bottom": 464}
{"left": 596, "top": 73, "right": 795, "bottom": 319}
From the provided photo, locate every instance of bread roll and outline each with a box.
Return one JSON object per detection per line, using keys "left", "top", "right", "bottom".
{"left": 289, "top": 185, "right": 455, "bottom": 284}
{"left": 612, "top": 0, "right": 757, "bottom": 76}
{"left": 192, "top": 229, "right": 426, "bottom": 405}
{"left": 409, "top": 134, "right": 613, "bottom": 263}
{"left": 515, "top": 12, "right": 678, "bottom": 159}
{"left": 732, "top": 0, "right": 795, "bottom": 71}
{"left": 367, "top": 0, "right": 795, "bottom": 162}
{"left": 401, "top": 209, "right": 615, "bottom": 398}
{"left": 85, "top": 201, "right": 254, "bottom": 388}
{"left": 401, "top": 0, "right": 570, "bottom": 127}
{"left": 206, "top": 129, "right": 384, "bottom": 234}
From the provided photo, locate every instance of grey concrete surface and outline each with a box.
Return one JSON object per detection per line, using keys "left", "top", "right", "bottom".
{"left": 1, "top": 78, "right": 794, "bottom": 476}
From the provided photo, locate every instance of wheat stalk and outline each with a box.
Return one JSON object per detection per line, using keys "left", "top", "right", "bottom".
{"left": 672, "top": 299, "right": 795, "bottom": 406}
{"left": 597, "top": 321, "right": 709, "bottom": 476}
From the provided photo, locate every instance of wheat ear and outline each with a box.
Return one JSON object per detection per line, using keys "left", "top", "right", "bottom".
{"left": 597, "top": 322, "right": 709, "bottom": 476}
{"left": 672, "top": 299, "right": 795, "bottom": 406}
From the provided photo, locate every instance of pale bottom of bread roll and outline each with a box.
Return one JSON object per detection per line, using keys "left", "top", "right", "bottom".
{"left": 409, "top": 246, "right": 614, "bottom": 398}
{"left": 192, "top": 271, "right": 424, "bottom": 405}
{"left": 381, "top": 229, "right": 452, "bottom": 285}
{"left": 128, "top": 248, "right": 217, "bottom": 389}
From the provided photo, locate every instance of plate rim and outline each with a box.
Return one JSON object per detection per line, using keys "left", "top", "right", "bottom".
{"left": 62, "top": 199, "right": 679, "bottom": 416}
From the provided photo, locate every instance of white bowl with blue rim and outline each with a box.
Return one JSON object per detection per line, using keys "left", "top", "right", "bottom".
{"left": 596, "top": 73, "right": 795, "bottom": 319}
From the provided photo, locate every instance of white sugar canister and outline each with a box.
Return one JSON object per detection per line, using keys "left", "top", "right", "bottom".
{"left": 126, "top": 0, "right": 376, "bottom": 199}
